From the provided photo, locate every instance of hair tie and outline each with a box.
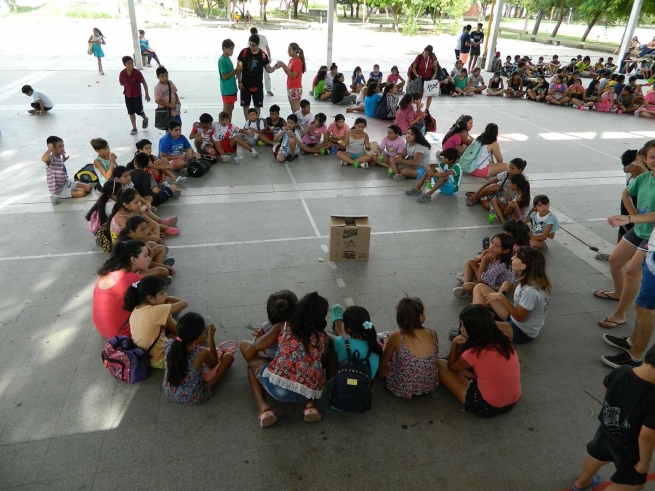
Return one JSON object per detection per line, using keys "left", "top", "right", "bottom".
{"left": 131, "top": 281, "right": 140, "bottom": 288}
{"left": 363, "top": 321, "right": 373, "bottom": 330}
{"left": 175, "top": 336, "right": 182, "bottom": 342}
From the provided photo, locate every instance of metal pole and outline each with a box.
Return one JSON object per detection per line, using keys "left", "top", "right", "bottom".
{"left": 618, "top": 0, "right": 643, "bottom": 67}
{"left": 482, "top": 0, "right": 495, "bottom": 55}
{"left": 127, "top": 0, "right": 143, "bottom": 69}
{"left": 484, "top": 0, "right": 504, "bottom": 72}
{"left": 327, "top": 0, "right": 335, "bottom": 66}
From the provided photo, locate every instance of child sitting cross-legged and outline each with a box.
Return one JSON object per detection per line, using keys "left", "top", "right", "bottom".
{"left": 133, "top": 139, "right": 185, "bottom": 185}
{"left": 212, "top": 111, "right": 258, "bottom": 161}
{"left": 453, "top": 233, "right": 515, "bottom": 299}
{"left": 273, "top": 114, "right": 303, "bottom": 163}
{"left": 325, "top": 114, "right": 349, "bottom": 154}
{"left": 490, "top": 174, "right": 531, "bottom": 224}
{"left": 299, "top": 113, "right": 330, "bottom": 156}
{"left": 524, "top": 194, "right": 560, "bottom": 250}
{"left": 236, "top": 108, "right": 267, "bottom": 149}
{"left": 158, "top": 120, "right": 194, "bottom": 174}
{"left": 405, "top": 147, "right": 460, "bottom": 203}
{"left": 336, "top": 117, "right": 373, "bottom": 168}
{"left": 131, "top": 153, "right": 181, "bottom": 207}
{"left": 466, "top": 158, "right": 528, "bottom": 210}
{"left": 189, "top": 113, "right": 218, "bottom": 157}
{"left": 262, "top": 105, "right": 287, "bottom": 144}
{"left": 243, "top": 292, "right": 331, "bottom": 428}
{"left": 41, "top": 136, "right": 92, "bottom": 205}
{"left": 389, "top": 125, "right": 431, "bottom": 181}
{"left": 163, "top": 313, "right": 234, "bottom": 405}
{"left": 90, "top": 138, "right": 117, "bottom": 187}
{"left": 376, "top": 124, "right": 405, "bottom": 169}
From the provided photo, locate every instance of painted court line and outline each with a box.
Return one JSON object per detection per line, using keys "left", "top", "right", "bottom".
{"left": 284, "top": 162, "right": 321, "bottom": 237}
{"left": 336, "top": 279, "right": 346, "bottom": 288}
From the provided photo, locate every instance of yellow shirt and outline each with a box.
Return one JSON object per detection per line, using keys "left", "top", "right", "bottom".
{"left": 129, "top": 304, "right": 171, "bottom": 364}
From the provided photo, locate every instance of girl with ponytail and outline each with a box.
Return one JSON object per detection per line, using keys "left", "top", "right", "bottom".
{"left": 379, "top": 297, "right": 440, "bottom": 398}
{"left": 86, "top": 180, "right": 123, "bottom": 233}
{"left": 331, "top": 305, "right": 383, "bottom": 378}
{"left": 277, "top": 43, "right": 306, "bottom": 112}
{"left": 163, "top": 312, "right": 234, "bottom": 405}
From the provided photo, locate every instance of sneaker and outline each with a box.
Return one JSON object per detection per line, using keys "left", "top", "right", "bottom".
{"left": 456, "top": 273, "right": 465, "bottom": 284}
{"left": 130, "top": 129, "right": 138, "bottom": 135}
{"left": 250, "top": 148, "right": 259, "bottom": 158}
{"left": 221, "top": 155, "right": 232, "bottom": 163}
{"left": 174, "top": 176, "right": 187, "bottom": 184}
{"left": 405, "top": 188, "right": 421, "bottom": 196}
{"left": 50, "top": 195, "right": 61, "bottom": 205}
{"left": 163, "top": 257, "right": 176, "bottom": 267}
{"left": 601, "top": 352, "right": 642, "bottom": 369}
{"left": 163, "top": 226, "right": 180, "bottom": 236}
{"left": 453, "top": 287, "right": 471, "bottom": 298}
{"left": 165, "top": 276, "right": 173, "bottom": 286}
{"left": 393, "top": 174, "right": 405, "bottom": 182}
{"left": 142, "top": 117, "right": 149, "bottom": 129}
{"left": 602, "top": 334, "right": 632, "bottom": 353}
{"left": 416, "top": 194, "right": 431, "bottom": 203}
{"left": 448, "top": 328, "right": 460, "bottom": 341}
{"left": 161, "top": 216, "right": 178, "bottom": 227}
{"left": 361, "top": 162, "right": 369, "bottom": 169}
{"left": 172, "top": 190, "right": 181, "bottom": 199}
{"left": 267, "top": 91, "right": 274, "bottom": 96}
{"left": 339, "top": 160, "right": 347, "bottom": 166}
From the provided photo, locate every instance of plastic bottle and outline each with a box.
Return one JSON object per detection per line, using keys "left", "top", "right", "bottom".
{"left": 234, "top": 156, "right": 243, "bottom": 166}
{"left": 488, "top": 209, "right": 496, "bottom": 225}
{"left": 426, "top": 178, "right": 432, "bottom": 190}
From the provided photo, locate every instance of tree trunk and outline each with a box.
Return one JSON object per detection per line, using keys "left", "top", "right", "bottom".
{"left": 356, "top": 2, "right": 360, "bottom": 18}
{"left": 523, "top": 9, "right": 529, "bottom": 32}
{"left": 293, "top": 0, "right": 298, "bottom": 18}
{"left": 350, "top": 3, "right": 353, "bottom": 17}
{"left": 531, "top": 10, "right": 542, "bottom": 35}
{"left": 393, "top": 6, "right": 399, "bottom": 31}
{"left": 580, "top": 10, "right": 601, "bottom": 42}
{"left": 550, "top": 0, "right": 565, "bottom": 38}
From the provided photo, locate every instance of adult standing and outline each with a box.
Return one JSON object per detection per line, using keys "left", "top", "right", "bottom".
{"left": 237, "top": 34, "right": 278, "bottom": 119}
{"left": 459, "top": 25, "right": 472, "bottom": 68}
{"left": 455, "top": 25, "right": 466, "bottom": 60}
{"left": 469, "top": 23, "right": 484, "bottom": 72}
{"left": 410, "top": 45, "right": 438, "bottom": 111}
{"left": 277, "top": 43, "right": 306, "bottom": 113}
{"left": 250, "top": 27, "right": 273, "bottom": 96}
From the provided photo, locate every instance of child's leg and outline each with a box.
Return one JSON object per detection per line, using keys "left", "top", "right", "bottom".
{"left": 491, "top": 197, "right": 507, "bottom": 222}
{"left": 530, "top": 239, "right": 548, "bottom": 250}
{"left": 399, "top": 167, "right": 419, "bottom": 179}
{"left": 258, "top": 133, "right": 275, "bottom": 145}
{"left": 288, "top": 138, "right": 298, "bottom": 156}
{"left": 504, "top": 89, "right": 513, "bottom": 97}
{"left": 129, "top": 113, "right": 137, "bottom": 130}
{"left": 231, "top": 136, "right": 252, "bottom": 151}
{"left": 246, "top": 356, "right": 273, "bottom": 414}
{"left": 71, "top": 188, "right": 90, "bottom": 198}
{"left": 436, "top": 359, "right": 469, "bottom": 405}
{"left": 623, "top": 104, "right": 638, "bottom": 114}
{"left": 527, "top": 89, "right": 535, "bottom": 100}
{"left": 425, "top": 176, "right": 448, "bottom": 197}
{"left": 151, "top": 244, "right": 166, "bottom": 263}
{"left": 412, "top": 171, "right": 430, "bottom": 191}
{"left": 141, "top": 266, "right": 170, "bottom": 278}
{"left": 464, "top": 258, "right": 481, "bottom": 282}
{"left": 505, "top": 201, "right": 522, "bottom": 221}
{"left": 145, "top": 219, "right": 161, "bottom": 238}
{"left": 206, "top": 352, "right": 234, "bottom": 388}
{"left": 97, "top": 57, "right": 103, "bottom": 74}
{"left": 640, "top": 110, "right": 655, "bottom": 118}
{"left": 336, "top": 151, "right": 355, "bottom": 166}
{"left": 571, "top": 98, "right": 584, "bottom": 108}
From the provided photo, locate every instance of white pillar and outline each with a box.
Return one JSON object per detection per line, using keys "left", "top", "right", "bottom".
{"left": 618, "top": 0, "right": 643, "bottom": 63}
{"left": 484, "top": 0, "right": 504, "bottom": 72}
{"left": 327, "top": 0, "right": 335, "bottom": 66}
{"left": 127, "top": 0, "right": 143, "bottom": 70}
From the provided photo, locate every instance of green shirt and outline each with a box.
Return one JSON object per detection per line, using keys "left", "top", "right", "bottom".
{"left": 627, "top": 171, "right": 655, "bottom": 240}
{"left": 218, "top": 55, "right": 237, "bottom": 96}
{"left": 439, "top": 162, "right": 462, "bottom": 192}
{"left": 314, "top": 80, "right": 326, "bottom": 99}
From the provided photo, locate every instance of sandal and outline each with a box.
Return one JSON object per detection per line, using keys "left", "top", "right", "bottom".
{"left": 598, "top": 317, "right": 627, "bottom": 329}
{"left": 595, "top": 253, "right": 610, "bottom": 261}
{"left": 258, "top": 409, "right": 277, "bottom": 428}
{"left": 571, "top": 474, "right": 601, "bottom": 491}
{"left": 303, "top": 407, "right": 321, "bottom": 423}
{"left": 331, "top": 304, "right": 344, "bottom": 333}
{"left": 594, "top": 290, "right": 619, "bottom": 301}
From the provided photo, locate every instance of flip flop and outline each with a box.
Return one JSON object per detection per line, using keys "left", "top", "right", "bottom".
{"left": 598, "top": 317, "right": 627, "bottom": 329}
{"left": 595, "top": 253, "right": 610, "bottom": 261}
{"left": 258, "top": 409, "right": 277, "bottom": 428}
{"left": 331, "top": 304, "right": 343, "bottom": 333}
{"left": 303, "top": 407, "right": 321, "bottom": 423}
{"left": 571, "top": 474, "right": 601, "bottom": 491}
{"left": 594, "top": 290, "right": 619, "bottom": 301}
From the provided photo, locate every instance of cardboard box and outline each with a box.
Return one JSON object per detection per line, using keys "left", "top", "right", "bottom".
{"left": 329, "top": 215, "right": 371, "bottom": 262}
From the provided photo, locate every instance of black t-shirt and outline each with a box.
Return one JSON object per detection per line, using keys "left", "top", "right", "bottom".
{"left": 460, "top": 32, "right": 471, "bottom": 54}
{"left": 331, "top": 81, "right": 348, "bottom": 104}
{"left": 599, "top": 366, "right": 655, "bottom": 458}
{"left": 237, "top": 48, "right": 270, "bottom": 88}
{"left": 130, "top": 168, "right": 154, "bottom": 197}
{"left": 470, "top": 30, "right": 484, "bottom": 47}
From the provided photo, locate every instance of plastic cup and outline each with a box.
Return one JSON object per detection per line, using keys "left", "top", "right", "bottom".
{"left": 387, "top": 167, "right": 394, "bottom": 177}
{"left": 320, "top": 149, "right": 325, "bottom": 155}
{"left": 353, "top": 160, "right": 359, "bottom": 169}
{"left": 378, "top": 155, "right": 385, "bottom": 163}
{"left": 426, "top": 180, "right": 432, "bottom": 190}
{"left": 488, "top": 213, "right": 495, "bottom": 225}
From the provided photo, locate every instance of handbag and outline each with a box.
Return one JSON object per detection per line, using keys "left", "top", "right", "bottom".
{"left": 154, "top": 82, "right": 171, "bottom": 130}
{"left": 423, "top": 79, "right": 441, "bottom": 97}
{"left": 87, "top": 43, "right": 93, "bottom": 55}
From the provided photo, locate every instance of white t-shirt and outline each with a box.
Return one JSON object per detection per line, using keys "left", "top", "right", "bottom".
{"left": 32, "top": 90, "right": 53, "bottom": 108}
{"left": 212, "top": 122, "right": 238, "bottom": 142}
{"left": 294, "top": 110, "right": 314, "bottom": 131}
{"left": 649, "top": 226, "right": 655, "bottom": 251}
{"left": 405, "top": 142, "right": 429, "bottom": 168}
{"left": 258, "top": 34, "right": 269, "bottom": 51}
{"left": 243, "top": 118, "right": 264, "bottom": 141}
{"left": 511, "top": 284, "right": 550, "bottom": 338}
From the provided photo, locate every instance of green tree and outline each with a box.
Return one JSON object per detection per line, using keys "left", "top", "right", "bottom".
{"left": 367, "top": 0, "right": 404, "bottom": 30}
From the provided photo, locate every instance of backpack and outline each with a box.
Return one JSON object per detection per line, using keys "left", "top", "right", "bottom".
{"left": 187, "top": 156, "right": 214, "bottom": 177}
{"left": 101, "top": 334, "right": 159, "bottom": 384}
{"left": 87, "top": 209, "right": 101, "bottom": 234}
{"left": 424, "top": 110, "right": 437, "bottom": 133}
{"left": 95, "top": 223, "right": 113, "bottom": 252}
{"left": 330, "top": 340, "right": 373, "bottom": 413}
{"left": 459, "top": 140, "right": 484, "bottom": 174}
{"left": 74, "top": 163, "right": 99, "bottom": 185}
{"left": 374, "top": 95, "right": 390, "bottom": 120}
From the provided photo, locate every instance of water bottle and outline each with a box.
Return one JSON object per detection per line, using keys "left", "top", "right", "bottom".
{"left": 426, "top": 178, "right": 432, "bottom": 190}
{"left": 488, "top": 209, "right": 496, "bottom": 225}
{"left": 234, "top": 156, "right": 242, "bottom": 166}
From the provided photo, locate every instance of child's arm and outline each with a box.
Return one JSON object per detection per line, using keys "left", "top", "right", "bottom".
{"left": 301, "top": 122, "right": 315, "bottom": 137}
{"left": 364, "top": 132, "right": 371, "bottom": 151}
{"left": 472, "top": 177, "right": 499, "bottom": 198}
{"left": 622, "top": 187, "right": 639, "bottom": 215}
{"left": 273, "top": 130, "right": 286, "bottom": 142}
{"left": 194, "top": 324, "right": 219, "bottom": 368}
{"left": 434, "top": 169, "right": 454, "bottom": 178}
{"left": 93, "top": 158, "right": 113, "bottom": 179}
{"left": 142, "top": 79, "right": 151, "bottom": 103}
{"left": 447, "top": 335, "right": 472, "bottom": 372}
{"left": 165, "top": 296, "right": 188, "bottom": 314}
{"left": 41, "top": 145, "right": 53, "bottom": 165}
{"left": 530, "top": 223, "right": 554, "bottom": 242}
{"left": 251, "top": 322, "right": 283, "bottom": 352}
{"left": 378, "top": 331, "right": 399, "bottom": 379}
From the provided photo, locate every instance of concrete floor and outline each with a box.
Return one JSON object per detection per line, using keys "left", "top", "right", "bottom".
{"left": 1, "top": 16, "right": 655, "bottom": 491}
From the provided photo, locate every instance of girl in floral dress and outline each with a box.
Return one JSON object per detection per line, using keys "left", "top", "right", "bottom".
{"left": 163, "top": 312, "right": 234, "bottom": 405}
{"left": 379, "top": 297, "right": 439, "bottom": 399}
{"left": 243, "top": 292, "right": 331, "bottom": 428}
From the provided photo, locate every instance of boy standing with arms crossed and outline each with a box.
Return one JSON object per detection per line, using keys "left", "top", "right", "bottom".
{"left": 119, "top": 56, "right": 150, "bottom": 135}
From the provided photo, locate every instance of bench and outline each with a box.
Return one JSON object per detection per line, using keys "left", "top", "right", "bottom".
{"left": 179, "top": 7, "right": 196, "bottom": 17}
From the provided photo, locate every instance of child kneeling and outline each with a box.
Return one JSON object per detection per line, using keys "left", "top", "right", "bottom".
{"left": 405, "top": 148, "right": 460, "bottom": 203}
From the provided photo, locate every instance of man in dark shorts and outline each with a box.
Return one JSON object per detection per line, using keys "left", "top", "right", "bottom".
{"left": 237, "top": 34, "right": 278, "bottom": 120}
{"left": 469, "top": 23, "right": 484, "bottom": 72}
{"left": 572, "top": 342, "right": 655, "bottom": 491}
{"left": 119, "top": 56, "right": 151, "bottom": 136}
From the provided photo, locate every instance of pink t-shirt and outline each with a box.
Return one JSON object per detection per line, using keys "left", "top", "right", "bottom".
{"left": 379, "top": 135, "right": 405, "bottom": 157}
{"left": 287, "top": 57, "right": 303, "bottom": 89}
{"left": 327, "top": 122, "right": 349, "bottom": 139}
{"left": 643, "top": 91, "right": 655, "bottom": 110}
{"left": 461, "top": 347, "right": 521, "bottom": 408}
{"left": 442, "top": 133, "right": 462, "bottom": 151}
{"left": 302, "top": 124, "right": 327, "bottom": 144}
{"left": 387, "top": 73, "right": 400, "bottom": 84}
{"left": 154, "top": 81, "right": 180, "bottom": 116}
{"left": 394, "top": 106, "right": 416, "bottom": 135}
{"left": 93, "top": 270, "right": 142, "bottom": 339}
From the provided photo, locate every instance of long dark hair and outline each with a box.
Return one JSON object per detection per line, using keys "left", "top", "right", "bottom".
{"left": 342, "top": 306, "right": 383, "bottom": 357}
{"left": 396, "top": 297, "right": 424, "bottom": 336}
{"left": 86, "top": 180, "right": 122, "bottom": 225}
{"left": 382, "top": 83, "right": 395, "bottom": 98}
{"left": 407, "top": 126, "right": 431, "bottom": 149}
{"left": 288, "top": 292, "right": 328, "bottom": 349}
{"left": 314, "top": 69, "right": 327, "bottom": 88}
{"left": 459, "top": 305, "right": 515, "bottom": 360}
{"left": 586, "top": 79, "right": 599, "bottom": 97}
{"left": 510, "top": 174, "right": 530, "bottom": 209}
{"left": 516, "top": 246, "right": 551, "bottom": 293}
{"left": 442, "top": 117, "right": 470, "bottom": 145}
{"left": 123, "top": 275, "right": 166, "bottom": 312}
{"left": 398, "top": 93, "right": 412, "bottom": 110}
{"left": 266, "top": 290, "right": 298, "bottom": 325}
{"left": 166, "top": 312, "right": 205, "bottom": 387}
{"left": 117, "top": 215, "right": 147, "bottom": 242}
{"left": 493, "top": 233, "right": 515, "bottom": 268}
{"left": 93, "top": 27, "right": 105, "bottom": 37}
{"left": 364, "top": 79, "right": 378, "bottom": 98}
{"left": 108, "top": 188, "right": 138, "bottom": 226}
{"left": 97, "top": 239, "right": 145, "bottom": 276}
{"left": 476, "top": 123, "right": 499, "bottom": 145}
{"left": 289, "top": 43, "right": 306, "bottom": 73}
{"left": 503, "top": 219, "right": 530, "bottom": 247}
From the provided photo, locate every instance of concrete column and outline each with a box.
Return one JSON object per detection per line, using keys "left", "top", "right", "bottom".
{"left": 127, "top": 0, "right": 144, "bottom": 69}
{"left": 484, "top": 0, "right": 504, "bottom": 72}
{"left": 618, "top": 0, "right": 643, "bottom": 63}
{"left": 327, "top": 0, "right": 335, "bottom": 66}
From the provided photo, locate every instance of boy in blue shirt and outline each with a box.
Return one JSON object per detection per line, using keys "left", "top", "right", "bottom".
{"left": 158, "top": 120, "right": 198, "bottom": 174}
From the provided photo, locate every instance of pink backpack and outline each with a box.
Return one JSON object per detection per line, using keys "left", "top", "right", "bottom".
{"left": 88, "top": 210, "right": 101, "bottom": 234}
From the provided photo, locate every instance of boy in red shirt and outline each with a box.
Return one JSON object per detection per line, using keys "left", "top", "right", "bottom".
{"left": 119, "top": 56, "right": 151, "bottom": 135}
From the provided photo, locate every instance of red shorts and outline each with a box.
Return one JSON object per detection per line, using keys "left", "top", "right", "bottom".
{"left": 469, "top": 166, "right": 489, "bottom": 178}
{"left": 220, "top": 138, "right": 236, "bottom": 154}
{"left": 222, "top": 94, "right": 237, "bottom": 104}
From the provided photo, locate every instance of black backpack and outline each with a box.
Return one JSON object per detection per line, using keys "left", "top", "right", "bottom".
{"left": 330, "top": 341, "right": 373, "bottom": 413}
{"left": 187, "top": 157, "right": 214, "bottom": 178}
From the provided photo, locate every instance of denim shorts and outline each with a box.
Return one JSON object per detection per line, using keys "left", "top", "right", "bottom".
{"left": 636, "top": 252, "right": 655, "bottom": 310}
{"left": 258, "top": 364, "right": 308, "bottom": 403}
{"left": 508, "top": 317, "right": 535, "bottom": 344}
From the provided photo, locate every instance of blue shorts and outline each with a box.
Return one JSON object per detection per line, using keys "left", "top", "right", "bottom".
{"left": 348, "top": 152, "right": 364, "bottom": 160}
{"left": 508, "top": 317, "right": 535, "bottom": 344}
{"left": 636, "top": 252, "right": 655, "bottom": 310}
{"left": 440, "top": 180, "right": 456, "bottom": 195}
{"left": 416, "top": 167, "right": 426, "bottom": 180}
{"left": 171, "top": 114, "right": 182, "bottom": 124}
{"left": 258, "top": 364, "right": 308, "bottom": 403}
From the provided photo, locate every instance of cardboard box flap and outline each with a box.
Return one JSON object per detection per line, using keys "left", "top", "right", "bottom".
{"left": 330, "top": 215, "right": 370, "bottom": 227}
